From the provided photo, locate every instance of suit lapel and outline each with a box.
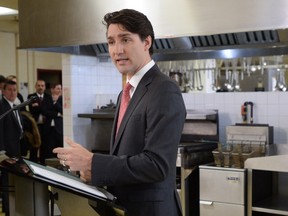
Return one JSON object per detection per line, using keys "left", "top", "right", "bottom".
{"left": 112, "top": 66, "right": 157, "bottom": 153}
{"left": 3, "top": 99, "right": 22, "bottom": 132}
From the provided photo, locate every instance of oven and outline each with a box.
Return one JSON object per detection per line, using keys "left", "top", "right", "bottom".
{"left": 177, "top": 109, "right": 219, "bottom": 216}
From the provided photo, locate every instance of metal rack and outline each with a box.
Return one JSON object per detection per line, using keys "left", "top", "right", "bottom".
{"left": 213, "top": 139, "right": 266, "bottom": 169}
{"left": 213, "top": 124, "right": 273, "bottom": 169}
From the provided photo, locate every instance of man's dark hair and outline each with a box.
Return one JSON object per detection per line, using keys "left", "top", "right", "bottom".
{"left": 0, "top": 75, "right": 6, "bottom": 83}
{"left": 4, "top": 80, "right": 17, "bottom": 90}
{"left": 103, "top": 9, "right": 155, "bottom": 55}
{"left": 50, "top": 83, "right": 61, "bottom": 89}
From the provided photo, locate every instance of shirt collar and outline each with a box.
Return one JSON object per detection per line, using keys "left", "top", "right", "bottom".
{"left": 3, "top": 96, "right": 15, "bottom": 108}
{"left": 37, "top": 93, "right": 43, "bottom": 98}
{"left": 128, "top": 60, "right": 155, "bottom": 94}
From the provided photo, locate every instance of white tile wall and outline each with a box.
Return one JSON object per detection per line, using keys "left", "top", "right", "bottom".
{"left": 62, "top": 55, "right": 288, "bottom": 150}
{"left": 184, "top": 91, "right": 288, "bottom": 144}
{"left": 62, "top": 55, "right": 121, "bottom": 149}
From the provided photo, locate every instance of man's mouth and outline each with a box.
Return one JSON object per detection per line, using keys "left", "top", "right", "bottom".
{"left": 116, "top": 58, "right": 129, "bottom": 63}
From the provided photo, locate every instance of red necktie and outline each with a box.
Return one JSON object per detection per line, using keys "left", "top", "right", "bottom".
{"left": 117, "top": 82, "right": 132, "bottom": 134}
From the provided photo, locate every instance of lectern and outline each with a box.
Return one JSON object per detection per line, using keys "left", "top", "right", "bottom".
{"left": 0, "top": 157, "right": 126, "bottom": 216}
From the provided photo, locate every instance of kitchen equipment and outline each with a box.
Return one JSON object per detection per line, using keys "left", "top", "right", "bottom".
{"left": 78, "top": 103, "right": 116, "bottom": 153}
{"left": 241, "top": 101, "right": 254, "bottom": 124}
{"left": 200, "top": 165, "right": 246, "bottom": 216}
{"left": 200, "top": 123, "right": 273, "bottom": 216}
{"left": 196, "top": 70, "right": 204, "bottom": 91}
{"left": 213, "top": 124, "right": 273, "bottom": 169}
{"left": 169, "top": 70, "right": 187, "bottom": 92}
{"left": 255, "top": 77, "right": 265, "bottom": 91}
{"left": 177, "top": 109, "right": 219, "bottom": 216}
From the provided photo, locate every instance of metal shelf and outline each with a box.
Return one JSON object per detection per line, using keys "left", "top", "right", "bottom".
{"left": 245, "top": 154, "right": 288, "bottom": 172}
{"left": 252, "top": 194, "right": 288, "bottom": 215}
{"left": 246, "top": 155, "right": 288, "bottom": 216}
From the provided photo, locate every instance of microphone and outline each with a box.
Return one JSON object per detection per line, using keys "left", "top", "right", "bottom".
{"left": 0, "top": 96, "right": 38, "bottom": 121}
{"left": 12, "top": 96, "right": 38, "bottom": 111}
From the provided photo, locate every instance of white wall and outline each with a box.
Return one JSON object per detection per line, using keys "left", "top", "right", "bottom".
{"left": 0, "top": 32, "right": 16, "bottom": 76}
{"left": 183, "top": 92, "right": 288, "bottom": 144}
{"left": 18, "top": 50, "right": 62, "bottom": 93}
{"left": 0, "top": 31, "right": 62, "bottom": 95}
{"left": 62, "top": 55, "right": 121, "bottom": 150}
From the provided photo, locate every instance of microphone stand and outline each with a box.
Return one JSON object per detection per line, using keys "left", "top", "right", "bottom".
{"left": 0, "top": 96, "right": 37, "bottom": 121}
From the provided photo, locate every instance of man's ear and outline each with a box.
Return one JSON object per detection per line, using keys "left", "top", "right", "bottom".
{"left": 144, "top": 35, "right": 152, "bottom": 51}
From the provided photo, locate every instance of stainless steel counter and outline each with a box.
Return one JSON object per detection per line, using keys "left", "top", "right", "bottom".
{"left": 245, "top": 149, "right": 288, "bottom": 216}
{"left": 77, "top": 112, "right": 115, "bottom": 153}
{"left": 78, "top": 112, "right": 114, "bottom": 119}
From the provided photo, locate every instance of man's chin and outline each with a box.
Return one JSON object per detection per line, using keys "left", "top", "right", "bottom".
{"left": 117, "top": 66, "right": 129, "bottom": 74}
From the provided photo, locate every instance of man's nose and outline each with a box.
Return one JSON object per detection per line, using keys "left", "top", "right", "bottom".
{"left": 115, "top": 42, "right": 124, "bottom": 54}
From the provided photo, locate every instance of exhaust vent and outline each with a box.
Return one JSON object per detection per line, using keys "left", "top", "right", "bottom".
{"left": 25, "top": 29, "right": 288, "bottom": 61}
{"left": 154, "top": 39, "right": 174, "bottom": 50}
{"left": 89, "top": 30, "right": 279, "bottom": 53}
{"left": 237, "top": 30, "right": 279, "bottom": 44}
{"left": 91, "top": 43, "right": 109, "bottom": 55}
{"left": 153, "top": 37, "right": 193, "bottom": 51}
{"left": 189, "top": 30, "right": 279, "bottom": 48}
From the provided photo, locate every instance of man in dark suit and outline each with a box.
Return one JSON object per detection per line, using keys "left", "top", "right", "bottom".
{"left": 28, "top": 80, "right": 53, "bottom": 163}
{"left": 6, "top": 75, "right": 25, "bottom": 109}
{"left": 6, "top": 75, "right": 29, "bottom": 156}
{"left": 0, "top": 80, "right": 23, "bottom": 157}
{"left": 0, "top": 80, "right": 24, "bottom": 216}
{"left": 0, "top": 74, "right": 6, "bottom": 98}
{"left": 41, "top": 83, "right": 63, "bottom": 160}
{"left": 54, "top": 9, "right": 186, "bottom": 216}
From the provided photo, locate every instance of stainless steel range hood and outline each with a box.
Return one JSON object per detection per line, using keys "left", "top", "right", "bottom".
{"left": 18, "top": 0, "right": 288, "bottom": 60}
{"left": 152, "top": 29, "right": 288, "bottom": 61}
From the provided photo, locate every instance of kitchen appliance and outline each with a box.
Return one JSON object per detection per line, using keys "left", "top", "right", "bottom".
{"left": 78, "top": 101, "right": 116, "bottom": 154}
{"left": 213, "top": 124, "right": 273, "bottom": 169}
{"left": 241, "top": 101, "right": 254, "bottom": 124}
{"left": 200, "top": 124, "right": 273, "bottom": 216}
{"left": 177, "top": 109, "right": 219, "bottom": 216}
{"left": 228, "top": 124, "right": 273, "bottom": 168}
{"left": 18, "top": 1, "right": 288, "bottom": 61}
{"left": 199, "top": 165, "right": 246, "bottom": 216}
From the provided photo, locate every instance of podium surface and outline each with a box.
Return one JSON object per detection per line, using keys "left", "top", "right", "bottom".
{"left": 0, "top": 157, "right": 125, "bottom": 216}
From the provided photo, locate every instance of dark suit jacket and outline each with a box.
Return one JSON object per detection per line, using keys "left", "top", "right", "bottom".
{"left": 27, "top": 92, "right": 53, "bottom": 135}
{"left": 42, "top": 95, "right": 63, "bottom": 135}
{"left": 91, "top": 64, "right": 186, "bottom": 216}
{"left": 0, "top": 98, "right": 23, "bottom": 157}
{"left": 17, "top": 92, "right": 27, "bottom": 112}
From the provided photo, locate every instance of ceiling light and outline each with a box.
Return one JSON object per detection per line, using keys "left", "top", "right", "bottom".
{"left": 0, "top": 6, "right": 18, "bottom": 16}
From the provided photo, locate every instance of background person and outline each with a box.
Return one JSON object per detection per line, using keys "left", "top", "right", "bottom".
{"left": 27, "top": 80, "right": 53, "bottom": 163}
{"left": 0, "top": 75, "right": 6, "bottom": 98}
{"left": 41, "top": 83, "right": 63, "bottom": 160}
{"left": 0, "top": 80, "right": 25, "bottom": 216}
{"left": 6, "top": 75, "right": 30, "bottom": 156}
{"left": 54, "top": 9, "right": 186, "bottom": 216}
{"left": 6, "top": 75, "right": 25, "bottom": 109}
{"left": 0, "top": 80, "right": 24, "bottom": 157}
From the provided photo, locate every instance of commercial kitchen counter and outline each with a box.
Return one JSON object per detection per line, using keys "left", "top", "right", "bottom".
{"left": 245, "top": 151, "right": 288, "bottom": 216}
{"left": 78, "top": 112, "right": 115, "bottom": 119}
{"left": 78, "top": 111, "right": 115, "bottom": 153}
{"left": 245, "top": 154, "right": 288, "bottom": 172}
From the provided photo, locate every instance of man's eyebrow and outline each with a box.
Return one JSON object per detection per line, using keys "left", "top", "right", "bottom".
{"left": 107, "top": 33, "right": 132, "bottom": 40}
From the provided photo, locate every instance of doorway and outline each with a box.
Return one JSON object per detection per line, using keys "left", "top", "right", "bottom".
{"left": 37, "top": 69, "right": 62, "bottom": 94}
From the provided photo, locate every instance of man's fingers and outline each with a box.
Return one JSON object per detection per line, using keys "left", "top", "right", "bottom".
{"left": 53, "top": 137, "right": 76, "bottom": 154}
{"left": 64, "top": 136, "right": 78, "bottom": 147}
